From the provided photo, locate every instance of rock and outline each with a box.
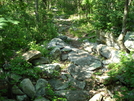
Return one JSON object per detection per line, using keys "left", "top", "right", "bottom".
{"left": 55, "top": 90, "right": 89, "bottom": 101}
{"left": 68, "top": 64, "right": 93, "bottom": 80}
{"left": 57, "top": 35, "right": 68, "bottom": 41}
{"left": 9, "top": 74, "right": 22, "bottom": 82}
{"left": 22, "top": 50, "right": 42, "bottom": 61}
{"left": 96, "top": 76, "right": 110, "bottom": 83}
{"left": 47, "top": 38, "right": 67, "bottom": 49}
{"left": 68, "top": 49, "right": 90, "bottom": 62}
{"left": 100, "top": 45, "right": 120, "bottom": 61}
{"left": 82, "top": 41, "right": 97, "bottom": 53}
{"left": 32, "top": 57, "right": 50, "bottom": 65}
{"left": 69, "top": 79, "right": 86, "bottom": 89}
{"left": 50, "top": 47, "right": 61, "bottom": 59}
{"left": 94, "top": 45, "right": 121, "bottom": 64}
{"left": 124, "top": 32, "right": 134, "bottom": 51}
{"left": 61, "top": 46, "right": 72, "bottom": 52}
{"left": 48, "top": 79, "right": 69, "bottom": 90}
{"left": 103, "top": 96, "right": 115, "bottom": 101}
{"left": 72, "top": 56, "right": 102, "bottom": 71}
{"left": 89, "top": 92, "right": 104, "bottom": 101}
{"left": 61, "top": 53, "right": 68, "bottom": 61}
{"left": 97, "top": 31, "right": 119, "bottom": 49}
{"left": 12, "top": 85, "right": 24, "bottom": 95}
{"left": 34, "top": 97, "right": 50, "bottom": 101}
{"left": 16, "top": 95, "right": 29, "bottom": 101}
{"left": 35, "top": 63, "right": 61, "bottom": 76}
{"left": 35, "top": 79, "right": 48, "bottom": 97}
{"left": 20, "top": 78, "right": 36, "bottom": 98}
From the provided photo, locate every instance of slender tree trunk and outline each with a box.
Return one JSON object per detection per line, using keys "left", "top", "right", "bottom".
{"left": 35, "top": 0, "right": 39, "bottom": 22}
{"left": 117, "top": 0, "right": 130, "bottom": 52}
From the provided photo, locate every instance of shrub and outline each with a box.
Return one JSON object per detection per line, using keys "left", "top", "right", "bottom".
{"left": 106, "top": 52, "right": 134, "bottom": 100}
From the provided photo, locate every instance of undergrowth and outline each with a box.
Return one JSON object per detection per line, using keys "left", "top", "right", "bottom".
{"left": 105, "top": 52, "right": 134, "bottom": 101}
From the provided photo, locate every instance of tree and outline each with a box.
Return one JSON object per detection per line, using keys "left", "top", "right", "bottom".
{"left": 117, "top": 0, "right": 131, "bottom": 52}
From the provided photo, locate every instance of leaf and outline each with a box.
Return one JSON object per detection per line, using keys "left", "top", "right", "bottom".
{"left": 7, "top": 19, "right": 19, "bottom": 24}
{"left": 0, "top": 18, "right": 7, "bottom": 23}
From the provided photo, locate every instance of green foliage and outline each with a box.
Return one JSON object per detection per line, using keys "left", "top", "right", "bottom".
{"left": 28, "top": 41, "right": 50, "bottom": 56}
{"left": 46, "top": 84, "right": 67, "bottom": 101}
{"left": 106, "top": 52, "right": 134, "bottom": 100}
{"left": 7, "top": 56, "right": 42, "bottom": 80}
{"left": 0, "top": 0, "right": 58, "bottom": 67}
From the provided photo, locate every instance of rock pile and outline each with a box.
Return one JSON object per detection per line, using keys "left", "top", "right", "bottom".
{"left": 1, "top": 32, "right": 133, "bottom": 101}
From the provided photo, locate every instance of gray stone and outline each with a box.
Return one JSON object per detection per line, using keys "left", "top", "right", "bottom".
{"left": 89, "top": 92, "right": 104, "bottom": 101}
{"left": 20, "top": 78, "right": 36, "bottom": 98}
{"left": 16, "top": 95, "right": 29, "bottom": 101}
{"left": 35, "top": 63, "right": 61, "bottom": 76}
{"left": 124, "top": 32, "right": 134, "bottom": 51}
{"left": 9, "top": 74, "right": 22, "bottom": 82}
{"left": 61, "top": 46, "right": 72, "bottom": 52}
{"left": 68, "top": 64, "right": 93, "bottom": 80}
{"left": 69, "top": 54, "right": 102, "bottom": 71}
{"left": 57, "top": 35, "right": 68, "bottom": 41}
{"left": 55, "top": 90, "right": 89, "bottom": 101}
{"left": 69, "top": 79, "right": 86, "bottom": 89}
{"left": 12, "top": 85, "right": 24, "bottom": 95}
{"left": 100, "top": 45, "right": 120, "bottom": 60}
{"left": 50, "top": 47, "right": 61, "bottom": 59}
{"left": 35, "top": 79, "right": 48, "bottom": 97}
{"left": 32, "top": 57, "right": 50, "bottom": 65}
{"left": 68, "top": 49, "right": 90, "bottom": 62}
{"left": 96, "top": 76, "right": 110, "bottom": 83}
{"left": 34, "top": 97, "right": 50, "bottom": 101}
{"left": 61, "top": 53, "right": 68, "bottom": 61}
{"left": 73, "top": 56, "right": 101, "bottom": 68}
{"left": 22, "top": 50, "right": 42, "bottom": 61}
{"left": 47, "top": 38, "right": 66, "bottom": 49}
{"left": 82, "top": 41, "right": 97, "bottom": 53}
{"left": 48, "top": 79, "right": 69, "bottom": 90}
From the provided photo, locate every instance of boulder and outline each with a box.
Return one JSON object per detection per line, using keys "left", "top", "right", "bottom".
{"left": 68, "top": 49, "right": 91, "bottom": 62}
{"left": 82, "top": 40, "right": 97, "bottom": 53}
{"left": 35, "top": 79, "right": 48, "bottom": 97}
{"left": 48, "top": 79, "right": 69, "bottom": 90}
{"left": 9, "top": 74, "right": 22, "bottom": 82}
{"left": 69, "top": 79, "right": 86, "bottom": 89}
{"left": 32, "top": 57, "right": 50, "bottom": 65}
{"left": 73, "top": 56, "right": 102, "bottom": 70}
{"left": 35, "top": 63, "right": 61, "bottom": 76}
{"left": 124, "top": 32, "right": 134, "bottom": 51}
{"left": 12, "top": 85, "right": 24, "bottom": 95}
{"left": 61, "top": 53, "right": 68, "bottom": 61}
{"left": 95, "top": 44, "right": 121, "bottom": 64}
{"left": 68, "top": 64, "right": 93, "bottom": 80}
{"left": 57, "top": 35, "right": 68, "bottom": 41}
{"left": 20, "top": 78, "right": 36, "bottom": 98}
{"left": 22, "top": 50, "right": 42, "bottom": 61}
{"left": 50, "top": 47, "right": 61, "bottom": 59}
{"left": 47, "top": 38, "right": 67, "bottom": 49}
{"left": 89, "top": 92, "right": 104, "bottom": 101}
{"left": 16, "top": 95, "right": 29, "bottom": 101}
{"left": 55, "top": 90, "right": 89, "bottom": 101}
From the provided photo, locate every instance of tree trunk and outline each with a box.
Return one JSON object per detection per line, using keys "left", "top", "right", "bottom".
{"left": 35, "top": 0, "right": 39, "bottom": 22}
{"left": 117, "top": 0, "right": 130, "bottom": 52}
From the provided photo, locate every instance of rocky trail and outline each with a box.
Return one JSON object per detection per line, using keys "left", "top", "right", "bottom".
{"left": 1, "top": 14, "right": 134, "bottom": 101}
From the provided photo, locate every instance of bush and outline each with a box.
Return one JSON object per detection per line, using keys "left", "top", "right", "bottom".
{"left": 106, "top": 52, "right": 134, "bottom": 100}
